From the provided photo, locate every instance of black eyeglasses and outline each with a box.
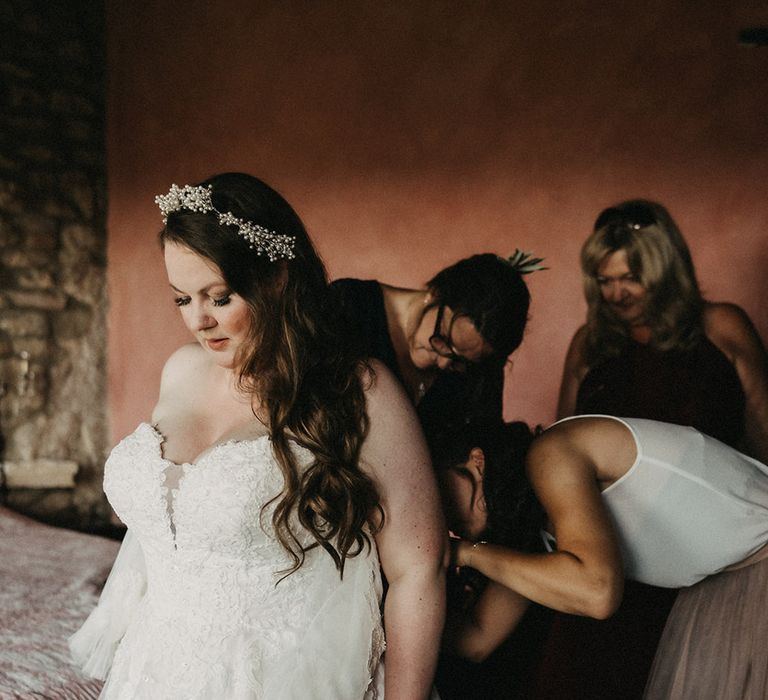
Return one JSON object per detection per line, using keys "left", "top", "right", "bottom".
{"left": 594, "top": 203, "right": 657, "bottom": 232}
{"left": 428, "top": 304, "right": 471, "bottom": 371}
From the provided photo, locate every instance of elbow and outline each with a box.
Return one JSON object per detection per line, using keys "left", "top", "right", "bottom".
{"left": 582, "top": 572, "right": 623, "bottom": 620}
{"left": 462, "top": 644, "right": 494, "bottom": 665}
{"left": 451, "top": 634, "right": 499, "bottom": 664}
{"left": 587, "top": 594, "right": 620, "bottom": 621}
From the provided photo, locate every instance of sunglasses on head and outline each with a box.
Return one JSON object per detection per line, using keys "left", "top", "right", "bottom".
{"left": 594, "top": 203, "right": 657, "bottom": 232}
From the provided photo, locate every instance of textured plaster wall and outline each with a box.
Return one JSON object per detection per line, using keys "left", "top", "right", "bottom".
{"left": 107, "top": 1, "right": 768, "bottom": 443}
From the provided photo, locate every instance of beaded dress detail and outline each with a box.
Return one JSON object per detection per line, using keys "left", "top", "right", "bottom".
{"left": 70, "top": 423, "right": 385, "bottom": 699}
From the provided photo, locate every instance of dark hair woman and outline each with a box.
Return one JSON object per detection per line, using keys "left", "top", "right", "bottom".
{"left": 429, "top": 422, "right": 549, "bottom": 700}
{"left": 332, "top": 251, "right": 539, "bottom": 437}
{"left": 431, "top": 421, "right": 542, "bottom": 552}
{"left": 70, "top": 173, "right": 446, "bottom": 699}
{"left": 448, "top": 416, "right": 768, "bottom": 700}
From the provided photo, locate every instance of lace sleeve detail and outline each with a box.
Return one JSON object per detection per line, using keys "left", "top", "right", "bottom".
{"left": 69, "top": 529, "right": 147, "bottom": 679}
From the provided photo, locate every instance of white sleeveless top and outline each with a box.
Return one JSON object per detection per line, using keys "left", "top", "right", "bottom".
{"left": 552, "top": 416, "right": 768, "bottom": 588}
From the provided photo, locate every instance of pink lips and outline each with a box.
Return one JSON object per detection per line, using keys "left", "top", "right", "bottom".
{"left": 205, "top": 338, "right": 228, "bottom": 351}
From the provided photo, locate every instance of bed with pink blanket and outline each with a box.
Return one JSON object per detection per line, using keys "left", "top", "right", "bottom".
{"left": 0, "top": 506, "right": 119, "bottom": 699}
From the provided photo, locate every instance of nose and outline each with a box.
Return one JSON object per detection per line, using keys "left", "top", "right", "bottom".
{"left": 604, "top": 281, "right": 625, "bottom": 303}
{"left": 190, "top": 304, "right": 216, "bottom": 332}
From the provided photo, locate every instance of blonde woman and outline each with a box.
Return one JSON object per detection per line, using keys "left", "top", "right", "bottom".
{"left": 559, "top": 199, "right": 768, "bottom": 460}
{"left": 552, "top": 199, "right": 768, "bottom": 698}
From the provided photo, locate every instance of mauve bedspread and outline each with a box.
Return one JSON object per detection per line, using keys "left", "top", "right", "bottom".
{"left": 0, "top": 506, "right": 119, "bottom": 699}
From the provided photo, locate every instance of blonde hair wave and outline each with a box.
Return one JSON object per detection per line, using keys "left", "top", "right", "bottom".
{"left": 580, "top": 199, "right": 704, "bottom": 364}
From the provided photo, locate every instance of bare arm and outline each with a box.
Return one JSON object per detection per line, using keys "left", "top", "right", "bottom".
{"left": 454, "top": 432, "right": 623, "bottom": 619}
{"left": 556, "top": 325, "right": 590, "bottom": 419}
{"left": 443, "top": 576, "right": 530, "bottom": 663}
{"left": 705, "top": 303, "right": 768, "bottom": 464}
{"left": 360, "top": 361, "right": 447, "bottom": 700}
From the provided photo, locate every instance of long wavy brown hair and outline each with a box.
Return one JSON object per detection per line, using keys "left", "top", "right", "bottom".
{"left": 159, "top": 172, "right": 381, "bottom": 578}
{"left": 581, "top": 199, "right": 704, "bottom": 365}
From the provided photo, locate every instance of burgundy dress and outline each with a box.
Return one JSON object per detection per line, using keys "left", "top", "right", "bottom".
{"left": 530, "top": 336, "right": 745, "bottom": 700}
{"left": 574, "top": 336, "right": 744, "bottom": 446}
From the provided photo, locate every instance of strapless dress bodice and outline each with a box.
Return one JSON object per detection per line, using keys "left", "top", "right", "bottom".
{"left": 72, "top": 423, "right": 385, "bottom": 700}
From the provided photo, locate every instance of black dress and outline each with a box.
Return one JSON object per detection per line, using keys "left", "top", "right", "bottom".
{"left": 529, "top": 335, "right": 746, "bottom": 700}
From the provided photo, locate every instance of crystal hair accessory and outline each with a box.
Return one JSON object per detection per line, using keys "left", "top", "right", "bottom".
{"left": 154, "top": 184, "right": 296, "bottom": 262}
{"left": 503, "top": 249, "right": 547, "bottom": 274}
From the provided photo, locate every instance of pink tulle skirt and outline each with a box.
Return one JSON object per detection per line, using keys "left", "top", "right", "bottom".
{"left": 644, "top": 553, "right": 768, "bottom": 699}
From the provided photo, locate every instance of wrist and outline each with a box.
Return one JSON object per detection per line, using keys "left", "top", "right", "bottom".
{"left": 466, "top": 540, "right": 488, "bottom": 569}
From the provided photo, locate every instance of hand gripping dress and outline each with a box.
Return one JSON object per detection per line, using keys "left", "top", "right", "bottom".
{"left": 70, "top": 423, "right": 386, "bottom": 699}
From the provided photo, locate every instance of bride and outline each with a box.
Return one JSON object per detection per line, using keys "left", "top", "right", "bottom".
{"left": 70, "top": 172, "right": 446, "bottom": 699}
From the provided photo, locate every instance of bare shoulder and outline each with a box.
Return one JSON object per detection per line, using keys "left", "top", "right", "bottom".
{"left": 564, "top": 324, "right": 590, "bottom": 372}
{"left": 527, "top": 416, "right": 624, "bottom": 483}
{"left": 358, "top": 358, "right": 428, "bottom": 478}
{"left": 703, "top": 301, "right": 754, "bottom": 332}
{"left": 523, "top": 426, "right": 592, "bottom": 520}
{"left": 570, "top": 323, "right": 590, "bottom": 347}
{"left": 159, "top": 343, "right": 209, "bottom": 389}
{"left": 703, "top": 302, "right": 764, "bottom": 360}
{"left": 152, "top": 343, "right": 209, "bottom": 422}
{"left": 359, "top": 359, "right": 414, "bottom": 419}
{"left": 525, "top": 425, "right": 573, "bottom": 484}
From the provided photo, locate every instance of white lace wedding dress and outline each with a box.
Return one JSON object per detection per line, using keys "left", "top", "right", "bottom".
{"left": 70, "top": 423, "right": 386, "bottom": 699}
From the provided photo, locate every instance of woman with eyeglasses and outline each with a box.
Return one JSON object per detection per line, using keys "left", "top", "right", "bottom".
{"left": 332, "top": 254, "right": 539, "bottom": 698}
{"left": 543, "top": 199, "right": 768, "bottom": 698}
{"left": 332, "top": 253, "right": 535, "bottom": 437}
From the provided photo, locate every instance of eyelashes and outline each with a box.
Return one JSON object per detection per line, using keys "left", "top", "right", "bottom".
{"left": 173, "top": 295, "right": 232, "bottom": 307}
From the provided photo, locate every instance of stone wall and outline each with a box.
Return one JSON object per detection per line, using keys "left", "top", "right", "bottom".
{"left": 0, "top": 0, "right": 110, "bottom": 530}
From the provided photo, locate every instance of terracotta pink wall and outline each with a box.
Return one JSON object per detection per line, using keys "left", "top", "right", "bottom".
{"left": 106, "top": 1, "right": 768, "bottom": 442}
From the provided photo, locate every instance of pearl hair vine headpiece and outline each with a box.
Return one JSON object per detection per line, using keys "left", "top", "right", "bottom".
{"left": 154, "top": 184, "right": 296, "bottom": 262}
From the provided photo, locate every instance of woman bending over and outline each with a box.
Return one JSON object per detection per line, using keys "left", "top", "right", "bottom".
{"left": 333, "top": 251, "right": 539, "bottom": 435}
{"left": 447, "top": 417, "right": 768, "bottom": 699}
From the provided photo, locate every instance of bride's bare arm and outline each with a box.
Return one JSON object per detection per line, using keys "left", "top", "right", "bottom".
{"left": 360, "top": 361, "right": 447, "bottom": 700}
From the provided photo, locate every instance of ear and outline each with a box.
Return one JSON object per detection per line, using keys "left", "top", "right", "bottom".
{"left": 468, "top": 447, "right": 485, "bottom": 476}
{"left": 476, "top": 491, "right": 487, "bottom": 513}
{"left": 468, "top": 448, "right": 488, "bottom": 514}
